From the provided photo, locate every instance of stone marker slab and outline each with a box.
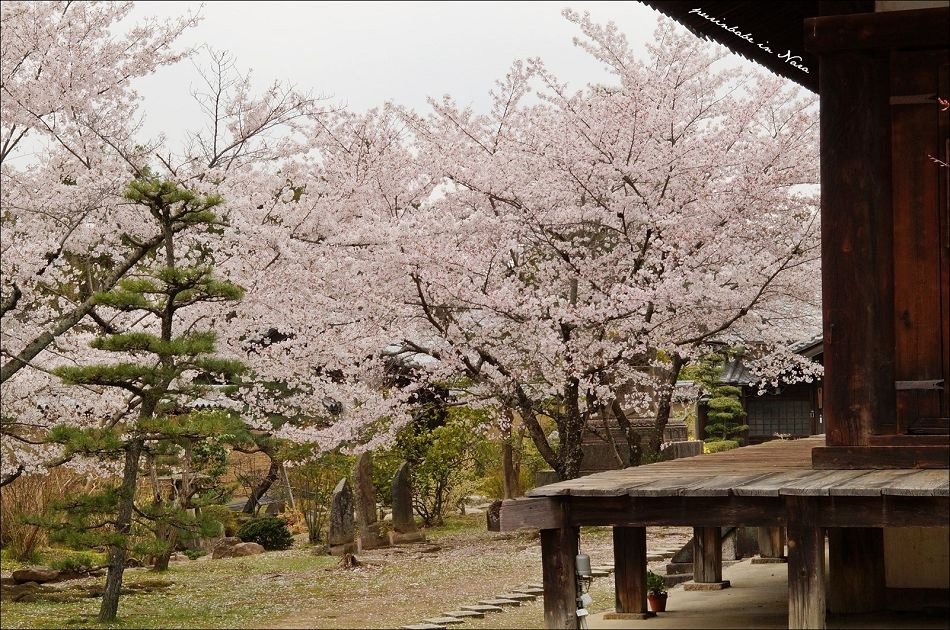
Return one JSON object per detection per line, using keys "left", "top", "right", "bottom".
{"left": 684, "top": 580, "right": 731, "bottom": 591}
{"left": 444, "top": 610, "right": 485, "bottom": 619}
{"left": 497, "top": 592, "right": 536, "bottom": 601}
{"left": 328, "top": 478, "right": 357, "bottom": 555}
{"left": 478, "top": 598, "right": 521, "bottom": 607}
{"left": 424, "top": 618, "right": 464, "bottom": 625}
{"left": 460, "top": 604, "right": 504, "bottom": 613}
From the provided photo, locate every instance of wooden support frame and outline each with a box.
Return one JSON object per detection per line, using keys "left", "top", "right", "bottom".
{"left": 609, "top": 526, "right": 652, "bottom": 619}
{"left": 787, "top": 497, "right": 827, "bottom": 629}
{"left": 501, "top": 495, "right": 949, "bottom": 530}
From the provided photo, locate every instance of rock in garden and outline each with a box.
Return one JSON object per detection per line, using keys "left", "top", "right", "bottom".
{"left": 214, "top": 542, "right": 264, "bottom": 558}
{"left": 12, "top": 568, "right": 59, "bottom": 584}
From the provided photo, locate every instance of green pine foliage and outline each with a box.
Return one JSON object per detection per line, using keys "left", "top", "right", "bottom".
{"left": 685, "top": 352, "right": 749, "bottom": 445}
{"left": 42, "top": 175, "right": 250, "bottom": 621}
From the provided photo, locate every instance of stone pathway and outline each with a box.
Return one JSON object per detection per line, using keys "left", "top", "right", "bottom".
{"left": 398, "top": 545, "right": 685, "bottom": 630}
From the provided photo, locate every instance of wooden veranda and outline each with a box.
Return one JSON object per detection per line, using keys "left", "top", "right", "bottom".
{"left": 500, "top": 436, "right": 950, "bottom": 629}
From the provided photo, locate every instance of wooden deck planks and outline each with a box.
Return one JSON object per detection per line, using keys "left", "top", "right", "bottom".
{"left": 524, "top": 437, "right": 946, "bottom": 499}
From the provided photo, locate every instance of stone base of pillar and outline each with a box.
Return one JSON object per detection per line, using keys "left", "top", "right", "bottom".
{"left": 603, "top": 612, "right": 656, "bottom": 620}
{"left": 751, "top": 556, "right": 788, "bottom": 564}
{"left": 684, "top": 580, "right": 731, "bottom": 591}
{"left": 389, "top": 530, "right": 426, "bottom": 545}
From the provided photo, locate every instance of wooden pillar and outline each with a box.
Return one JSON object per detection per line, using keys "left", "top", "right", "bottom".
{"left": 787, "top": 497, "right": 826, "bottom": 629}
{"left": 757, "top": 526, "right": 787, "bottom": 558}
{"left": 685, "top": 526, "right": 730, "bottom": 590}
{"left": 828, "top": 528, "right": 885, "bottom": 614}
{"left": 610, "top": 526, "right": 651, "bottom": 618}
{"left": 810, "top": 10, "right": 896, "bottom": 450}
{"left": 540, "top": 525, "right": 579, "bottom": 629}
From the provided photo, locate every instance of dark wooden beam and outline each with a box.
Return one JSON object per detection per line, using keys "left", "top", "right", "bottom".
{"left": 787, "top": 497, "right": 827, "bottom": 629}
{"left": 812, "top": 445, "right": 950, "bottom": 469}
{"left": 500, "top": 497, "right": 561, "bottom": 530}
{"left": 540, "top": 506, "right": 579, "bottom": 630}
{"left": 569, "top": 496, "right": 786, "bottom": 528}
{"left": 504, "top": 495, "right": 947, "bottom": 531}
{"left": 816, "top": 496, "right": 949, "bottom": 528}
{"left": 805, "top": 8, "right": 950, "bottom": 53}
{"left": 828, "top": 528, "right": 885, "bottom": 614}
{"left": 612, "top": 527, "right": 650, "bottom": 617}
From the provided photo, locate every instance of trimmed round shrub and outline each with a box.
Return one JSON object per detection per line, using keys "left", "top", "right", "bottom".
{"left": 703, "top": 439, "right": 740, "bottom": 454}
{"left": 236, "top": 516, "right": 293, "bottom": 551}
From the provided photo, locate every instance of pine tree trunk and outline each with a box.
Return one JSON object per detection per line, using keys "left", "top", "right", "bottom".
{"left": 99, "top": 438, "right": 143, "bottom": 622}
{"left": 152, "top": 527, "right": 177, "bottom": 572}
{"left": 243, "top": 458, "right": 280, "bottom": 514}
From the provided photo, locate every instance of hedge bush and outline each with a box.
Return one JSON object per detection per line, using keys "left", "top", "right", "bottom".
{"left": 236, "top": 516, "right": 293, "bottom": 550}
{"left": 703, "top": 439, "right": 740, "bottom": 454}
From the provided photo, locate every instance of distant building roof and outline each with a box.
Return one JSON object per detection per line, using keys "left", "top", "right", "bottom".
{"left": 720, "top": 336, "right": 824, "bottom": 386}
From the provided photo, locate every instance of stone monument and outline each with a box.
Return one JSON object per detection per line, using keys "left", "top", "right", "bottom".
{"left": 354, "top": 452, "right": 388, "bottom": 550}
{"left": 389, "top": 462, "right": 425, "bottom": 544}
{"left": 328, "top": 478, "right": 357, "bottom": 555}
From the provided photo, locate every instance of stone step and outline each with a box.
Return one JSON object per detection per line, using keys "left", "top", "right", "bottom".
{"left": 444, "top": 610, "right": 485, "bottom": 619}
{"left": 524, "top": 583, "right": 543, "bottom": 589}
{"left": 512, "top": 586, "right": 544, "bottom": 596}
{"left": 478, "top": 598, "right": 521, "bottom": 607}
{"left": 590, "top": 569, "right": 610, "bottom": 578}
{"left": 401, "top": 624, "right": 445, "bottom": 630}
{"left": 424, "top": 617, "right": 465, "bottom": 625}
{"left": 460, "top": 604, "right": 504, "bottom": 613}
{"left": 497, "top": 592, "right": 536, "bottom": 602}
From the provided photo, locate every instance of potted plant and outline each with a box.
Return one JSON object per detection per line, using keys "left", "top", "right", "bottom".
{"left": 647, "top": 570, "right": 668, "bottom": 612}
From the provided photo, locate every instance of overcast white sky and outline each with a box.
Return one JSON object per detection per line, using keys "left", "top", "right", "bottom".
{"left": 127, "top": 1, "right": 759, "bottom": 144}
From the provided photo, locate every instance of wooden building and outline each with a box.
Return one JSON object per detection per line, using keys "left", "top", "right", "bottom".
{"left": 499, "top": 2, "right": 949, "bottom": 628}
{"left": 697, "top": 337, "right": 825, "bottom": 442}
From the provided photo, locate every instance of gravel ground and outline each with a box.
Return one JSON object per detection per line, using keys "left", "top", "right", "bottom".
{"left": 270, "top": 522, "right": 693, "bottom": 629}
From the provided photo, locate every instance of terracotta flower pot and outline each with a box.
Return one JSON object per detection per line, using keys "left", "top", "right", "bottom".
{"left": 647, "top": 592, "right": 668, "bottom": 612}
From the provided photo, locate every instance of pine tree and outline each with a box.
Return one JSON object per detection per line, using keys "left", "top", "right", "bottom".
{"left": 47, "top": 175, "right": 247, "bottom": 622}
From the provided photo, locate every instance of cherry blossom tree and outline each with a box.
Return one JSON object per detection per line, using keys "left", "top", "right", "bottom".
{"left": 387, "top": 12, "right": 822, "bottom": 479}
{"left": 0, "top": 3, "right": 425, "bottom": 492}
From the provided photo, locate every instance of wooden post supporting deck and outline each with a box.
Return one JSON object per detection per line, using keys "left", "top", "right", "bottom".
{"left": 607, "top": 526, "right": 652, "bottom": 619}
{"left": 685, "top": 526, "right": 730, "bottom": 590}
{"left": 787, "top": 497, "right": 826, "bottom": 629}
{"left": 540, "top": 524, "right": 579, "bottom": 629}
{"left": 828, "top": 527, "right": 885, "bottom": 613}
{"left": 756, "top": 526, "right": 787, "bottom": 560}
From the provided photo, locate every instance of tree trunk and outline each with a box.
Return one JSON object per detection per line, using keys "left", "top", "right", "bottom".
{"left": 647, "top": 355, "right": 685, "bottom": 456}
{"left": 152, "top": 527, "right": 177, "bottom": 572}
{"left": 501, "top": 420, "right": 522, "bottom": 499}
{"left": 99, "top": 438, "right": 143, "bottom": 622}
{"left": 612, "top": 399, "right": 642, "bottom": 467}
{"left": 243, "top": 458, "right": 280, "bottom": 514}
